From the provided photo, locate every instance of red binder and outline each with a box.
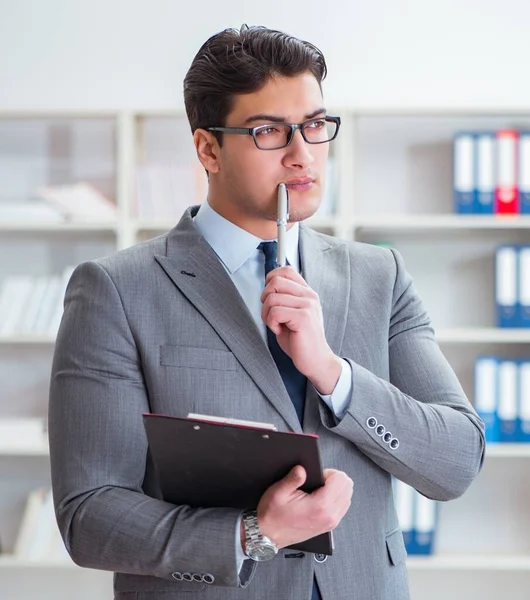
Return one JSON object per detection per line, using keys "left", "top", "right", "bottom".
{"left": 143, "top": 413, "right": 333, "bottom": 555}
{"left": 495, "top": 129, "right": 519, "bottom": 214}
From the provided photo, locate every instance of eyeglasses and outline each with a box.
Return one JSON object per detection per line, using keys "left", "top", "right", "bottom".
{"left": 207, "top": 116, "right": 341, "bottom": 151}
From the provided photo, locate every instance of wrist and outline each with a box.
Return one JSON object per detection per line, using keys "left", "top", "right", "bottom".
{"left": 309, "top": 353, "right": 342, "bottom": 395}
{"left": 242, "top": 509, "right": 278, "bottom": 561}
{"left": 240, "top": 518, "right": 246, "bottom": 553}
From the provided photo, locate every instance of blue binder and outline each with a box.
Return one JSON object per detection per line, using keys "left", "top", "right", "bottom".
{"left": 518, "top": 246, "right": 530, "bottom": 327}
{"left": 519, "top": 132, "right": 530, "bottom": 214}
{"left": 495, "top": 245, "right": 519, "bottom": 327}
{"left": 413, "top": 491, "right": 437, "bottom": 555}
{"left": 498, "top": 359, "right": 519, "bottom": 442}
{"left": 392, "top": 478, "right": 415, "bottom": 554}
{"left": 474, "top": 132, "right": 495, "bottom": 213}
{"left": 454, "top": 132, "right": 475, "bottom": 214}
{"left": 474, "top": 356, "right": 500, "bottom": 443}
{"left": 518, "top": 360, "right": 530, "bottom": 442}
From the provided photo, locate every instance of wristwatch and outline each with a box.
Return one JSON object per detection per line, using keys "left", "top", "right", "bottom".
{"left": 242, "top": 509, "right": 278, "bottom": 561}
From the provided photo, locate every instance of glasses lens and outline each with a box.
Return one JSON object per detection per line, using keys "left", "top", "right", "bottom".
{"left": 254, "top": 124, "right": 293, "bottom": 150}
{"left": 303, "top": 118, "right": 338, "bottom": 144}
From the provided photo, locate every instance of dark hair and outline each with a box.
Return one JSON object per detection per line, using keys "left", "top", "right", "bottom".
{"left": 183, "top": 25, "right": 327, "bottom": 145}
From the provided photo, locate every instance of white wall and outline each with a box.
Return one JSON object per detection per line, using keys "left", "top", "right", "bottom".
{"left": 1, "top": 0, "right": 529, "bottom": 110}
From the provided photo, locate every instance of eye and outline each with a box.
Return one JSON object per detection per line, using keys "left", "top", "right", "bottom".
{"left": 306, "top": 118, "right": 326, "bottom": 130}
{"left": 256, "top": 126, "right": 282, "bottom": 136}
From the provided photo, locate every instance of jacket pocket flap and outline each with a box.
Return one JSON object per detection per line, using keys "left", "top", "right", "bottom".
{"left": 385, "top": 529, "right": 407, "bottom": 566}
{"left": 160, "top": 345, "right": 238, "bottom": 371}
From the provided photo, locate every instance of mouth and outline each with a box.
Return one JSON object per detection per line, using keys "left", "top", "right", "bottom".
{"left": 284, "top": 178, "right": 316, "bottom": 192}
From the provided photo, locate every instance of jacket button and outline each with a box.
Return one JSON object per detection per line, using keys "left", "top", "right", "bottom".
{"left": 366, "top": 417, "right": 377, "bottom": 428}
{"left": 182, "top": 573, "right": 193, "bottom": 582}
{"left": 390, "top": 438, "right": 400, "bottom": 450}
{"left": 171, "top": 572, "right": 183, "bottom": 581}
{"left": 383, "top": 431, "right": 392, "bottom": 443}
{"left": 203, "top": 573, "right": 215, "bottom": 584}
{"left": 314, "top": 554, "right": 328, "bottom": 563}
{"left": 375, "top": 424, "right": 386, "bottom": 436}
{"left": 192, "top": 573, "right": 203, "bottom": 582}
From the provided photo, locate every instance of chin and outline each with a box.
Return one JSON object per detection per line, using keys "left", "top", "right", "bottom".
{"left": 288, "top": 196, "right": 321, "bottom": 223}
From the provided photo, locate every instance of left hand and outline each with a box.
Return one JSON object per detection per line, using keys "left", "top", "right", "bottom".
{"left": 260, "top": 266, "right": 342, "bottom": 394}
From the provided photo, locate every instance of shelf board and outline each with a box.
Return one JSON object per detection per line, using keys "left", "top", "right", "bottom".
{"left": 435, "top": 328, "right": 530, "bottom": 344}
{"left": 0, "top": 555, "right": 78, "bottom": 568}
{"left": 0, "top": 335, "right": 56, "bottom": 345}
{"left": 486, "top": 444, "right": 530, "bottom": 458}
{"left": 0, "top": 442, "right": 526, "bottom": 459}
{"left": 132, "top": 219, "right": 176, "bottom": 232}
{"left": 0, "top": 443, "right": 49, "bottom": 456}
{"left": 355, "top": 214, "right": 530, "bottom": 233}
{"left": 407, "top": 554, "right": 530, "bottom": 571}
{"left": 0, "top": 222, "right": 118, "bottom": 233}
{"left": 1, "top": 554, "right": 529, "bottom": 571}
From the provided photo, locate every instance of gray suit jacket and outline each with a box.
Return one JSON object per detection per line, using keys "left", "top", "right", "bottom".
{"left": 49, "top": 206, "right": 485, "bottom": 600}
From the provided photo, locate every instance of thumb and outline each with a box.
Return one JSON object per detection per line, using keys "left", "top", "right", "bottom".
{"left": 282, "top": 465, "right": 307, "bottom": 491}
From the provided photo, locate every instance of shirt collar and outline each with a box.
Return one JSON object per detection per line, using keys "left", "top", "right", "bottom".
{"left": 193, "top": 200, "right": 300, "bottom": 274}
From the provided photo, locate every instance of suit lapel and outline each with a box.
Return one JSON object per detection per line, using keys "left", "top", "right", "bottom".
{"left": 299, "top": 225, "right": 351, "bottom": 434}
{"left": 154, "top": 208, "right": 301, "bottom": 433}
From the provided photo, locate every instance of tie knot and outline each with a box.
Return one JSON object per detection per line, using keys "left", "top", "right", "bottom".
{"left": 258, "top": 241, "right": 278, "bottom": 275}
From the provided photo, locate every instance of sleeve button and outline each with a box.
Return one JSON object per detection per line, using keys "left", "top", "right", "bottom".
{"left": 366, "top": 417, "right": 377, "bottom": 428}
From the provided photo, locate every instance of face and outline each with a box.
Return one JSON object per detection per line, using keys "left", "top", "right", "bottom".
{"left": 194, "top": 73, "right": 330, "bottom": 238}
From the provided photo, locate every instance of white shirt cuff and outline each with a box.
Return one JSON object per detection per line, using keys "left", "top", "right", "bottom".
{"left": 235, "top": 513, "right": 247, "bottom": 573}
{"left": 317, "top": 358, "right": 352, "bottom": 419}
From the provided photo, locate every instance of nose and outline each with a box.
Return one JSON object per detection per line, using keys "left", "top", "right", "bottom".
{"left": 283, "top": 128, "right": 315, "bottom": 169}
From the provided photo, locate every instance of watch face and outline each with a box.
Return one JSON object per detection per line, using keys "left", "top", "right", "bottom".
{"left": 248, "top": 544, "right": 277, "bottom": 562}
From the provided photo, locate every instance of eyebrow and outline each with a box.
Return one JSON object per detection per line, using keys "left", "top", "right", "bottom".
{"left": 243, "top": 107, "right": 326, "bottom": 125}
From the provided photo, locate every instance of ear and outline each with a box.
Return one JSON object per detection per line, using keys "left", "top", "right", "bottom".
{"left": 193, "top": 129, "right": 221, "bottom": 174}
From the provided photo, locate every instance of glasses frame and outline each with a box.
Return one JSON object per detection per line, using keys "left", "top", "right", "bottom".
{"left": 207, "top": 115, "right": 341, "bottom": 150}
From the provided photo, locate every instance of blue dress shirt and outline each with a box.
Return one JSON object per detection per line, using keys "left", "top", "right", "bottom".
{"left": 193, "top": 200, "right": 352, "bottom": 569}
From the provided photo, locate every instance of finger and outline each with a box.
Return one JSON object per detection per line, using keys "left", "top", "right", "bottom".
{"left": 261, "top": 276, "right": 309, "bottom": 303}
{"left": 264, "top": 306, "right": 304, "bottom": 334}
{"left": 265, "top": 266, "right": 309, "bottom": 288}
{"left": 261, "top": 293, "right": 310, "bottom": 322}
{"left": 280, "top": 465, "right": 307, "bottom": 493}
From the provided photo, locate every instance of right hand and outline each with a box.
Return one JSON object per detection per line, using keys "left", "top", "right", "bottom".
{"left": 255, "top": 465, "right": 354, "bottom": 549}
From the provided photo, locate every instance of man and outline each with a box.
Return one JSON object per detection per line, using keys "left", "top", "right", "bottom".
{"left": 49, "top": 25, "right": 485, "bottom": 600}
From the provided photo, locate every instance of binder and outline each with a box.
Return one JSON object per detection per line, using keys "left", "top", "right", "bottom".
{"left": 453, "top": 132, "right": 475, "bottom": 214}
{"left": 413, "top": 492, "right": 437, "bottom": 556}
{"left": 393, "top": 478, "right": 415, "bottom": 554}
{"left": 519, "top": 132, "right": 530, "bottom": 213}
{"left": 474, "top": 356, "right": 500, "bottom": 443}
{"left": 143, "top": 413, "right": 333, "bottom": 555}
{"left": 519, "top": 246, "right": 530, "bottom": 327}
{"left": 495, "top": 245, "right": 519, "bottom": 327}
{"left": 474, "top": 132, "right": 495, "bottom": 213}
{"left": 519, "top": 361, "right": 530, "bottom": 442}
{"left": 495, "top": 129, "right": 519, "bottom": 214}
{"left": 498, "top": 360, "right": 518, "bottom": 442}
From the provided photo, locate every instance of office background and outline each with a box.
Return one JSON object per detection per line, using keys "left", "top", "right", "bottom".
{"left": 1, "top": 1, "right": 530, "bottom": 599}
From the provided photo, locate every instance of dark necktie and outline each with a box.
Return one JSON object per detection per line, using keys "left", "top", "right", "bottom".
{"left": 258, "top": 241, "right": 307, "bottom": 425}
{"left": 258, "top": 241, "right": 323, "bottom": 600}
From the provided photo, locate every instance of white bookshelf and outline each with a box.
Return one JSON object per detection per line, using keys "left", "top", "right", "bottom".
{"left": 407, "top": 554, "right": 530, "bottom": 571}
{"left": 356, "top": 214, "right": 530, "bottom": 232}
{"left": 435, "top": 328, "right": 530, "bottom": 344}
{"left": 2, "top": 107, "right": 530, "bottom": 600}
{"left": 0, "top": 335, "right": 56, "bottom": 345}
{"left": 2, "top": 440, "right": 527, "bottom": 459}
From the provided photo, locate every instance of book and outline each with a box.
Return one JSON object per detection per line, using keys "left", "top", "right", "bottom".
{"left": 143, "top": 412, "right": 333, "bottom": 555}
{"left": 35, "top": 182, "right": 117, "bottom": 221}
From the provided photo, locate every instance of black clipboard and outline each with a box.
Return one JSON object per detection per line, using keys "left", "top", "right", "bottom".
{"left": 143, "top": 413, "right": 333, "bottom": 555}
